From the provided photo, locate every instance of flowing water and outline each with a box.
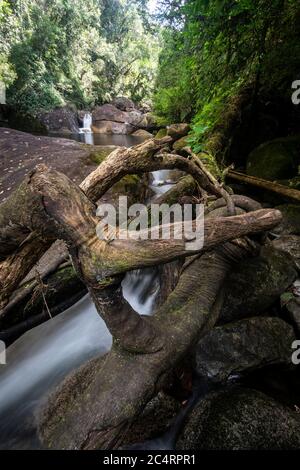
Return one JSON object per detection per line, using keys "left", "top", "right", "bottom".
{"left": 0, "top": 149, "right": 177, "bottom": 449}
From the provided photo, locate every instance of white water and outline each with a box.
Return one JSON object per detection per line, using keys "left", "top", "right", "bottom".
{"left": 122, "top": 267, "right": 160, "bottom": 315}
{"left": 80, "top": 113, "right": 92, "bottom": 133}
{"left": 79, "top": 113, "right": 93, "bottom": 144}
{"left": 0, "top": 167, "right": 178, "bottom": 449}
{"left": 150, "top": 170, "right": 174, "bottom": 196}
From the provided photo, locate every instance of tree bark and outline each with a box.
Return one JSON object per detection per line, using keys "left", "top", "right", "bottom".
{"left": 227, "top": 169, "right": 300, "bottom": 202}
{"left": 0, "top": 147, "right": 283, "bottom": 449}
{"left": 37, "top": 241, "right": 255, "bottom": 450}
{"left": 0, "top": 164, "right": 281, "bottom": 351}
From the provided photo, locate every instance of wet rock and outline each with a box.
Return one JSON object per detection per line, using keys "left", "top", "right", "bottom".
{"left": 220, "top": 246, "right": 297, "bottom": 324}
{"left": 77, "top": 110, "right": 92, "bottom": 127}
{"left": 38, "top": 106, "right": 79, "bottom": 134}
{"left": 272, "top": 235, "right": 300, "bottom": 269}
{"left": 167, "top": 123, "right": 190, "bottom": 140}
{"left": 246, "top": 135, "right": 300, "bottom": 181}
{"left": 195, "top": 317, "right": 295, "bottom": 382}
{"left": 176, "top": 387, "right": 300, "bottom": 450}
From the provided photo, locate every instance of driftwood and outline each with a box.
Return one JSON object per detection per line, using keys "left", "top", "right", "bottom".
{"left": 0, "top": 137, "right": 234, "bottom": 312}
{"left": 227, "top": 169, "right": 300, "bottom": 202}
{"left": 0, "top": 135, "right": 283, "bottom": 449}
{"left": 39, "top": 242, "right": 252, "bottom": 449}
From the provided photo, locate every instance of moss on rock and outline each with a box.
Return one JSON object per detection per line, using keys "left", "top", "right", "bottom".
{"left": 246, "top": 135, "right": 300, "bottom": 181}
{"left": 177, "top": 388, "right": 300, "bottom": 450}
{"left": 88, "top": 145, "right": 120, "bottom": 165}
{"left": 173, "top": 136, "right": 188, "bottom": 151}
{"left": 155, "top": 128, "right": 167, "bottom": 139}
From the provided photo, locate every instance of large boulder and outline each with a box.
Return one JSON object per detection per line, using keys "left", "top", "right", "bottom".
{"left": 220, "top": 246, "right": 297, "bottom": 324}
{"left": 195, "top": 317, "right": 295, "bottom": 382}
{"left": 92, "top": 104, "right": 129, "bottom": 124}
{"left": 111, "top": 97, "right": 136, "bottom": 112}
{"left": 120, "top": 393, "right": 181, "bottom": 449}
{"left": 177, "top": 388, "right": 300, "bottom": 450}
{"left": 92, "top": 104, "right": 152, "bottom": 134}
{"left": 246, "top": 135, "right": 300, "bottom": 181}
{"left": 0, "top": 128, "right": 116, "bottom": 203}
{"left": 38, "top": 106, "right": 79, "bottom": 134}
{"left": 92, "top": 120, "right": 134, "bottom": 135}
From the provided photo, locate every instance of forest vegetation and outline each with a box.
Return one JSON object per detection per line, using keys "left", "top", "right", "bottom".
{"left": 0, "top": 0, "right": 300, "bottom": 453}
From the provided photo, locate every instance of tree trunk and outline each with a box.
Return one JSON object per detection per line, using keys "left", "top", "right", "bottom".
{"left": 0, "top": 137, "right": 234, "bottom": 313}
{"left": 38, "top": 241, "right": 255, "bottom": 449}
{"left": 227, "top": 169, "right": 300, "bottom": 202}
{"left": 0, "top": 141, "right": 283, "bottom": 450}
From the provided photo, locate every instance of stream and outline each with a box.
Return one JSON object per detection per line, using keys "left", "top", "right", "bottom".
{"left": 0, "top": 136, "right": 178, "bottom": 449}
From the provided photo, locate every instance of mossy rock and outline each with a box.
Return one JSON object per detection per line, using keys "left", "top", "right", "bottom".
{"left": 195, "top": 317, "right": 295, "bottom": 382}
{"left": 177, "top": 388, "right": 300, "bottom": 450}
{"left": 155, "top": 128, "right": 167, "bottom": 139}
{"left": 246, "top": 135, "right": 300, "bottom": 181}
{"left": 198, "top": 152, "right": 222, "bottom": 179}
{"left": 220, "top": 246, "right": 297, "bottom": 324}
{"left": 88, "top": 145, "right": 119, "bottom": 164}
{"left": 173, "top": 136, "right": 188, "bottom": 151}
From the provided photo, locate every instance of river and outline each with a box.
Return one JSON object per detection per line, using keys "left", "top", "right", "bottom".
{"left": 0, "top": 134, "right": 178, "bottom": 449}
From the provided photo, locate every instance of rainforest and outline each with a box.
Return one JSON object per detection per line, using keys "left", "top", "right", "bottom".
{"left": 0, "top": 0, "right": 300, "bottom": 458}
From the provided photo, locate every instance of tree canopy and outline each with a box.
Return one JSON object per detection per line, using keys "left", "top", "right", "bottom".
{"left": 0, "top": 0, "right": 160, "bottom": 113}
{"left": 153, "top": 0, "right": 300, "bottom": 151}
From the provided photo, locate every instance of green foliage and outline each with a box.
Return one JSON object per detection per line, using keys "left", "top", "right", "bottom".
{"left": 154, "top": 0, "right": 300, "bottom": 152}
{"left": 0, "top": 0, "right": 160, "bottom": 114}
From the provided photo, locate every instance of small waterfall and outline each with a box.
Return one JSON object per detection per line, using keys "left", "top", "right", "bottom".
{"left": 81, "top": 113, "right": 92, "bottom": 133}
{"left": 122, "top": 268, "right": 159, "bottom": 316}
{"left": 79, "top": 113, "right": 93, "bottom": 144}
{"left": 150, "top": 170, "right": 174, "bottom": 196}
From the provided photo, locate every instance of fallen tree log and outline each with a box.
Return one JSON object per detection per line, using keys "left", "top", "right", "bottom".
{"left": 0, "top": 136, "right": 234, "bottom": 313}
{"left": 226, "top": 170, "right": 300, "bottom": 202}
{"left": 0, "top": 144, "right": 283, "bottom": 449}
{"left": 37, "top": 240, "right": 257, "bottom": 449}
